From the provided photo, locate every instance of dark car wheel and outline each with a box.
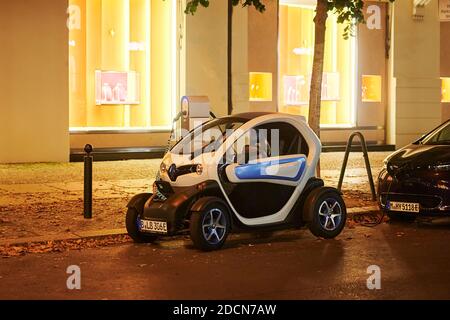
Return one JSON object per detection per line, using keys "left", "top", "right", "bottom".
{"left": 190, "top": 200, "right": 230, "bottom": 251}
{"left": 305, "top": 187, "right": 347, "bottom": 239}
{"left": 126, "top": 207, "right": 158, "bottom": 243}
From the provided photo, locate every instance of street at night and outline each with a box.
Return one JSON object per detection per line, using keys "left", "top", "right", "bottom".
{"left": 1, "top": 222, "right": 450, "bottom": 300}
{"left": 2, "top": 0, "right": 450, "bottom": 314}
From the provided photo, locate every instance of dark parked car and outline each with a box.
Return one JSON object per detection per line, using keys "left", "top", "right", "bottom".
{"left": 378, "top": 119, "right": 450, "bottom": 220}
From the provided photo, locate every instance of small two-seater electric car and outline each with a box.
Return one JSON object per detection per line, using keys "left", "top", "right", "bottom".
{"left": 126, "top": 112, "right": 347, "bottom": 251}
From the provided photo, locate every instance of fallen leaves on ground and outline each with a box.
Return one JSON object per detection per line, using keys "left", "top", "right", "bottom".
{"left": 0, "top": 235, "right": 132, "bottom": 258}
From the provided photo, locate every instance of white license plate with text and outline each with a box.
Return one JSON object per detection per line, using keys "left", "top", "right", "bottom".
{"left": 388, "top": 201, "right": 420, "bottom": 213}
{"left": 139, "top": 219, "right": 168, "bottom": 234}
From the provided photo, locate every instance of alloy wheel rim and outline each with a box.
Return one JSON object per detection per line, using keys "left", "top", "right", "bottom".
{"left": 318, "top": 199, "right": 343, "bottom": 231}
{"left": 202, "top": 208, "right": 227, "bottom": 245}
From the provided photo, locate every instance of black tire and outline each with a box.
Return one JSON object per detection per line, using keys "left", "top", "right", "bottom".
{"left": 126, "top": 207, "right": 158, "bottom": 243}
{"left": 304, "top": 187, "right": 347, "bottom": 239}
{"left": 190, "top": 200, "right": 230, "bottom": 251}
{"left": 387, "top": 212, "right": 417, "bottom": 222}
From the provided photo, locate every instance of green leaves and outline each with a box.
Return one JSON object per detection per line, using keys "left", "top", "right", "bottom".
{"left": 183, "top": 0, "right": 394, "bottom": 39}
{"left": 184, "top": 0, "right": 266, "bottom": 15}
{"left": 327, "top": 0, "right": 395, "bottom": 39}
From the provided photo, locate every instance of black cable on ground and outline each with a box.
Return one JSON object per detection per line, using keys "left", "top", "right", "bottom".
{"left": 350, "top": 178, "right": 393, "bottom": 228}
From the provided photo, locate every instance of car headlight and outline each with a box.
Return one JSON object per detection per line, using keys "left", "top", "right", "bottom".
{"left": 428, "top": 164, "right": 450, "bottom": 171}
{"left": 160, "top": 162, "right": 167, "bottom": 174}
{"left": 196, "top": 164, "right": 204, "bottom": 175}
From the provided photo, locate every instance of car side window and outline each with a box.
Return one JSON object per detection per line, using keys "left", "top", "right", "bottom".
{"left": 229, "top": 122, "right": 309, "bottom": 164}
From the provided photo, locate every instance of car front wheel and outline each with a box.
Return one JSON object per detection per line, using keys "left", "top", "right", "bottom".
{"left": 190, "top": 200, "right": 230, "bottom": 251}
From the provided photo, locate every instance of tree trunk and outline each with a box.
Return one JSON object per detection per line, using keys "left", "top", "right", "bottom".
{"left": 309, "top": 0, "right": 328, "bottom": 177}
{"left": 309, "top": 0, "right": 328, "bottom": 138}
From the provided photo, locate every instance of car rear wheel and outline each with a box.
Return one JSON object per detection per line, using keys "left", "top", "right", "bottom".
{"left": 126, "top": 207, "right": 158, "bottom": 243}
{"left": 190, "top": 200, "right": 230, "bottom": 251}
{"left": 305, "top": 187, "right": 347, "bottom": 239}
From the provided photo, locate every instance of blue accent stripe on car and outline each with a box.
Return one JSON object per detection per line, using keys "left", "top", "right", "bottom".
{"left": 234, "top": 156, "right": 307, "bottom": 182}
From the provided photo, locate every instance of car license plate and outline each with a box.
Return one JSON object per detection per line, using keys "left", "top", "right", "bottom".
{"left": 139, "top": 219, "right": 168, "bottom": 234}
{"left": 388, "top": 201, "right": 420, "bottom": 213}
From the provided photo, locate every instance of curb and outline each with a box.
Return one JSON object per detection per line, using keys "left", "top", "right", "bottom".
{"left": 0, "top": 228, "right": 127, "bottom": 247}
{"left": 0, "top": 207, "right": 382, "bottom": 247}
{"left": 347, "top": 206, "right": 379, "bottom": 214}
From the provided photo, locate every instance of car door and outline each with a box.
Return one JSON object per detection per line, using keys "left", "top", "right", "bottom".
{"left": 221, "top": 122, "right": 309, "bottom": 219}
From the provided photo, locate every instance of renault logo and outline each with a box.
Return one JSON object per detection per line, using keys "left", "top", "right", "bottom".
{"left": 168, "top": 164, "right": 177, "bottom": 182}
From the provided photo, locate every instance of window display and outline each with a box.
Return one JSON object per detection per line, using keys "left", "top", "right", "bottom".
{"left": 362, "top": 75, "right": 382, "bottom": 102}
{"left": 95, "top": 71, "right": 140, "bottom": 105}
{"left": 68, "top": 0, "right": 177, "bottom": 131}
{"left": 442, "top": 78, "right": 450, "bottom": 103}
{"left": 249, "top": 72, "right": 273, "bottom": 102}
{"left": 278, "top": 1, "right": 357, "bottom": 127}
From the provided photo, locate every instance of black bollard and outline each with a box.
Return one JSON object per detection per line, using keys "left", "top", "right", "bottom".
{"left": 84, "top": 144, "right": 93, "bottom": 219}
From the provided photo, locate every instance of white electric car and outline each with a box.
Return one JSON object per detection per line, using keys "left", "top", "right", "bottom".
{"left": 126, "top": 112, "right": 347, "bottom": 251}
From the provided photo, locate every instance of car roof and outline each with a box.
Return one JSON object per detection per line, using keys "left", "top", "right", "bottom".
{"left": 229, "top": 112, "right": 276, "bottom": 120}
{"left": 223, "top": 112, "right": 306, "bottom": 123}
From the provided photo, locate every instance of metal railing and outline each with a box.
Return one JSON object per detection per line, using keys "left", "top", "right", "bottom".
{"left": 337, "top": 132, "right": 376, "bottom": 201}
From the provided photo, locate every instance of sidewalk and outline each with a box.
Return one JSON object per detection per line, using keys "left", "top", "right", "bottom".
{"left": 0, "top": 152, "right": 390, "bottom": 246}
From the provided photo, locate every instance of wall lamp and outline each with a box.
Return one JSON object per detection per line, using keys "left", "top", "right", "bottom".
{"left": 412, "top": 0, "right": 432, "bottom": 21}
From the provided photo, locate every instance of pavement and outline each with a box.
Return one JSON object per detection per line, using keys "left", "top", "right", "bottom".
{"left": 0, "top": 152, "right": 390, "bottom": 246}
{"left": 1, "top": 222, "right": 450, "bottom": 300}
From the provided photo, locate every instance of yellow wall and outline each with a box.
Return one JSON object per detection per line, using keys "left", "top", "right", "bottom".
{"left": 441, "top": 22, "right": 450, "bottom": 120}
{"left": 0, "top": 0, "right": 69, "bottom": 163}
{"left": 392, "top": 0, "right": 441, "bottom": 147}
{"left": 248, "top": 0, "right": 279, "bottom": 112}
{"left": 231, "top": 5, "right": 249, "bottom": 114}
{"left": 185, "top": 0, "right": 228, "bottom": 117}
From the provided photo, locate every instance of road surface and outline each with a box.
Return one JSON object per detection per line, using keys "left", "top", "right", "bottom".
{"left": 1, "top": 221, "right": 450, "bottom": 300}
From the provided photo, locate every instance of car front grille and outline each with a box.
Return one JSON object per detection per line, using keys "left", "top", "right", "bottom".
{"left": 380, "top": 193, "right": 443, "bottom": 211}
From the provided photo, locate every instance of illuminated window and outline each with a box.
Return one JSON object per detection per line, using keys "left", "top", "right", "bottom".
{"left": 278, "top": 1, "right": 357, "bottom": 127}
{"left": 442, "top": 78, "right": 450, "bottom": 103}
{"left": 362, "top": 75, "right": 382, "bottom": 102}
{"left": 68, "top": 0, "right": 177, "bottom": 131}
{"left": 249, "top": 72, "right": 273, "bottom": 102}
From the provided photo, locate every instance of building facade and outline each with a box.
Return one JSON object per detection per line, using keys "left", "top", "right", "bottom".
{"left": 0, "top": 0, "right": 447, "bottom": 163}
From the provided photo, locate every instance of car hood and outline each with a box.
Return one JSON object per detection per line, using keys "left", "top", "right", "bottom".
{"left": 387, "top": 144, "right": 450, "bottom": 170}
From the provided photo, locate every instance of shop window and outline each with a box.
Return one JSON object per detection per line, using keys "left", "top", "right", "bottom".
{"left": 249, "top": 72, "right": 273, "bottom": 102}
{"left": 68, "top": 0, "right": 177, "bottom": 131}
{"left": 442, "top": 78, "right": 450, "bottom": 103}
{"left": 362, "top": 75, "right": 382, "bottom": 102}
{"left": 278, "top": 1, "right": 357, "bottom": 127}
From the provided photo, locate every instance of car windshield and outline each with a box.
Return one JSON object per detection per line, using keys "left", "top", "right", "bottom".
{"left": 420, "top": 121, "right": 450, "bottom": 145}
{"left": 171, "top": 117, "right": 248, "bottom": 156}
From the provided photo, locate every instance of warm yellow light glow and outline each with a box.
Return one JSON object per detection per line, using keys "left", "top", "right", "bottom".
{"left": 362, "top": 75, "right": 382, "bottom": 102}
{"left": 442, "top": 78, "right": 450, "bottom": 103}
{"left": 249, "top": 72, "right": 273, "bottom": 102}
{"left": 278, "top": 4, "right": 356, "bottom": 127}
{"left": 69, "top": 0, "right": 176, "bottom": 130}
